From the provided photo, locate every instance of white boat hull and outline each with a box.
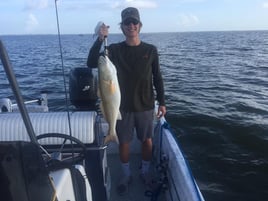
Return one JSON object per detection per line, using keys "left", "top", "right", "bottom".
{"left": 153, "top": 118, "right": 205, "bottom": 201}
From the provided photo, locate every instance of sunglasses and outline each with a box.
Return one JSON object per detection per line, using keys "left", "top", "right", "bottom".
{"left": 123, "top": 18, "right": 140, "bottom": 26}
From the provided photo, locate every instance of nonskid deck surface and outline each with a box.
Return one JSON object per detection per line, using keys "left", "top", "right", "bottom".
{"left": 108, "top": 153, "right": 166, "bottom": 201}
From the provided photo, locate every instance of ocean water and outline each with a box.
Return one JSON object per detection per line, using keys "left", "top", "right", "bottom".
{"left": 1, "top": 31, "right": 268, "bottom": 201}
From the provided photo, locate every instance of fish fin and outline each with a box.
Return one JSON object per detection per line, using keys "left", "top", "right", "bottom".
{"left": 117, "top": 111, "right": 122, "bottom": 120}
{"left": 101, "top": 80, "right": 116, "bottom": 94}
{"left": 104, "top": 134, "right": 119, "bottom": 144}
{"left": 110, "top": 82, "right": 116, "bottom": 94}
{"left": 100, "top": 102, "right": 107, "bottom": 120}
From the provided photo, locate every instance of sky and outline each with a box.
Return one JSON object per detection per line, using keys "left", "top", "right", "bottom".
{"left": 1, "top": 0, "right": 268, "bottom": 35}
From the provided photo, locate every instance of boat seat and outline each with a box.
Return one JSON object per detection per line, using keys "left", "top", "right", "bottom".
{"left": 0, "top": 111, "right": 96, "bottom": 144}
{"left": 0, "top": 141, "right": 56, "bottom": 201}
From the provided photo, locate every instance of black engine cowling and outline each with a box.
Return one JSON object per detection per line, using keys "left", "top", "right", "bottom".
{"left": 69, "top": 68, "right": 98, "bottom": 110}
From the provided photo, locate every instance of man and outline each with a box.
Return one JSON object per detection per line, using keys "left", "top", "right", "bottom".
{"left": 87, "top": 7, "right": 166, "bottom": 195}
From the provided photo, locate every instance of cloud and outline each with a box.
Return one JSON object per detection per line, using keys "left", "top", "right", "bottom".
{"left": 24, "top": 0, "right": 49, "bottom": 10}
{"left": 111, "top": 0, "right": 158, "bottom": 9}
{"left": 182, "top": 0, "right": 206, "bottom": 2}
{"left": 263, "top": 2, "right": 268, "bottom": 8}
{"left": 178, "top": 13, "right": 199, "bottom": 27}
{"left": 25, "top": 13, "right": 39, "bottom": 33}
{"left": 56, "top": 0, "right": 157, "bottom": 11}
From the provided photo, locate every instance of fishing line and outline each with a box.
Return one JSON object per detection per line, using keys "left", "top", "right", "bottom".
{"left": 54, "top": 0, "right": 74, "bottom": 152}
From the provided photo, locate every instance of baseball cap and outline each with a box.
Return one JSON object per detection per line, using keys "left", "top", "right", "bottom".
{"left": 121, "top": 7, "right": 140, "bottom": 23}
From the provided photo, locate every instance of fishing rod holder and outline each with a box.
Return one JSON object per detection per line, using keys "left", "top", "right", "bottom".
{"left": 0, "top": 92, "right": 49, "bottom": 113}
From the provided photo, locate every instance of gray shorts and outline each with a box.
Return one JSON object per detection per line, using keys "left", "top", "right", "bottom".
{"left": 116, "top": 109, "right": 154, "bottom": 143}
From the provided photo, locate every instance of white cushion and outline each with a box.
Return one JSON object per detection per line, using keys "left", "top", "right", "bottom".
{"left": 0, "top": 111, "right": 96, "bottom": 144}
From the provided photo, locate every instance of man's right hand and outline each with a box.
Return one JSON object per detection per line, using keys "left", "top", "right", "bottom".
{"left": 98, "top": 23, "right": 110, "bottom": 41}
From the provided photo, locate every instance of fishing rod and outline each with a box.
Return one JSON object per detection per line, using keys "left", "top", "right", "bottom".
{"left": 0, "top": 40, "right": 38, "bottom": 144}
{"left": 54, "top": 0, "right": 73, "bottom": 139}
{"left": 104, "top": 36, "right": 108, "bottom": 56}
{"left": 94, "top": 21, "right": 109, "bottom": 56}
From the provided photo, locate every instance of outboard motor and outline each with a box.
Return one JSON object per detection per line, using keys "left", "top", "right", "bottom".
{"left": 0, "top": 98, "right": 12, "bottom": 112}
{"left": 69, "top": 68, "right": 98, "bottom": 110}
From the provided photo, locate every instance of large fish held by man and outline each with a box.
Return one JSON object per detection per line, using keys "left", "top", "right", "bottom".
{"left": 98, "top": 55, "right": 121, "bottom": 144}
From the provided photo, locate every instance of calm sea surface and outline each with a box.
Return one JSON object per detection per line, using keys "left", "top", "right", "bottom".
{"left": 1, "top": 31, "right": 268, "bottom": 201}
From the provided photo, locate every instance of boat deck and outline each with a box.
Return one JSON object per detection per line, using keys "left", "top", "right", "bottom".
{"left": 108, "top": 153, "right": 166, "bottom": 201}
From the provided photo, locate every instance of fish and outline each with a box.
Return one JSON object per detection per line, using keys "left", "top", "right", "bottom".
{"left": 98, "top": 55, "right": 121, "bottom": 144}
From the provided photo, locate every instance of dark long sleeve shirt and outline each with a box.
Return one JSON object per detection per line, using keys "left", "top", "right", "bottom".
{"left": 87, "top": 39, "right": 165, "bottom": 112}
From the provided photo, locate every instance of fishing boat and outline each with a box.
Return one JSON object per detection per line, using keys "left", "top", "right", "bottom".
{"left": 0, "top": 36, "right": 204, "bottom": 201}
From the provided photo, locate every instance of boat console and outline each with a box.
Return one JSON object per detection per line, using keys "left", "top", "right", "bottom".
{"left": 0, "top": 141, "right": 56, "bottom": 201}
{"left": 0, "top": 63, "right": 110, "bottom": 201}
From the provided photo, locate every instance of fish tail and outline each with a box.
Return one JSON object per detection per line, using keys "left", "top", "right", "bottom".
{"left": 104, "top": 133, "right": 119, "bottom": 144}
